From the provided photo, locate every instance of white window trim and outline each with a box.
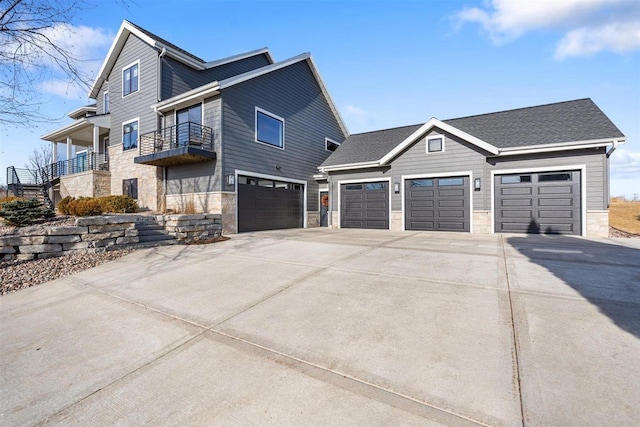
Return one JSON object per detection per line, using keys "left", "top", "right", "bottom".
{"left": 325, "top": 137, "right": 341, "bottom": 152}
{"left": 174, "top": 101, "right": 205, "bottom": 127}
{"left": 103, "top": 91, "right": 109, "bottom": 113}
{"left": 490, "top": 165, "right": 587, "bottom": 236}
{"left": 336, "top": 177, "right": 392, "bottom": 230}
{"left": 255, "top": 107, "right": 285, "bottom": 150}
{"left": 234, "top": 169, "right": 307, "bottom": 229}
{"left": 401, "top": 171, "right": 473, "bottom": 233}
{"left": 426, "top": 134, "right": 445, "bottom": 153}
{"left": 122, "top": 117, "right": 140, "bottom": 151}
{"left": 122, "top": 60, "right": 140, "bottom": 98}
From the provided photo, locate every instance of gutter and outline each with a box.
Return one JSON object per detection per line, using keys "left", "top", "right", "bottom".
{"left": 606, "top": 140, "right": 623, "bottom": 158}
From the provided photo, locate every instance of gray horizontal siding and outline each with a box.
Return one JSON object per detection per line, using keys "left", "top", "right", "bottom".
{"left": 221, "top": 60, "right": 346, "bottom": 211}
{"left": 487, "top": 148, "right": 608, "bottom": 210}
{"left": 161, "top": 54, "right": 271, "bottom": 100}
{"left": 164, "top": 96, "right": 223, "bottom": 194}
{"left": 95, "top": 81, "right": 109, "bottom": 115}
{"left": 166, "top": 161, "right": 219, "bottom": 194}
{"left": 108, "top": 33, "right": 159, "bottom": 145}
{"left": 389, "top": 130, "right": 487, "bottom": 211}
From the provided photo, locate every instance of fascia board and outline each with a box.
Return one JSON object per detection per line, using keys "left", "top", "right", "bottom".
{"left": 203, "top": 47, "right": 273, "bottom": 68}
{"left": 40, "top": 119, "right": 90, "bottom": 141}
{"left": 318, "top": 161, "right": 381, "bottom": 172}
{"left": 153, "top": 82, "right": 220, "bottom": 112}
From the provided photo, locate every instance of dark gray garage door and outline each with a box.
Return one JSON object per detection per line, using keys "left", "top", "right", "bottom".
{"left": 404, "top": 176, "right": 470, "bottom": 232}
{"left": 238, "top": 176, "right": 304, "bottom": 232}
{"left": 494, "top": 170, "right": 581, "bottom": 235}
{"left": 341, "top": 182, "right": 388, "bottom": 229}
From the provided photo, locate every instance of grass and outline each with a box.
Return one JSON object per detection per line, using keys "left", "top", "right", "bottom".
{"left": 610, "top": 198, "right": 640, "bottom": 234}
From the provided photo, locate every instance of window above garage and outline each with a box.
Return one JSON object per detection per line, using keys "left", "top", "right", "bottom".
{"left": 255, "top": 107, "right": 284, "bottom": 149}
{"left": 426, "top": 135, "right": 444, "bottom": 153}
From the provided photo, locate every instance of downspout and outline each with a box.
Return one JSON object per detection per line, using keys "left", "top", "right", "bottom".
{"left": 157, "top": 47, "right": 167, "bottom": 211}
{"left": 606, "top": 140, "right": 618, "bottom": 158}
{"left": 157, "top": 47, "right": 166, "bottom": 102}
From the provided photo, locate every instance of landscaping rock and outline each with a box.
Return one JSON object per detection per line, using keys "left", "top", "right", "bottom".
{"left": 48, "top": 226, "right": 88, "bottom": 235}
{"left": 48, "top": 235, "right": 82, "bottom": 244}
{"left": 75, "top": 217, "right": 108, "bottom": 226}
{"left": 19, "top": 244, "right": 63, "bottom": 254}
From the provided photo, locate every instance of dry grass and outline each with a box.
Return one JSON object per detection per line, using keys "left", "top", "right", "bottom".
{"left": 610, "top": 198, "right": 640, "bottom": 234}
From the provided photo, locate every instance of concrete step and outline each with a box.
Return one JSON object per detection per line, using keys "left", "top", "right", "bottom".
{"left": 137, "top": 234, "right": 175, "bottom": 243}
{"left": 107, "top": 239, "right": 178, "bottom": 251}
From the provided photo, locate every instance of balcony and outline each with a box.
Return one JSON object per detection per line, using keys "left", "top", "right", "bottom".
{"left": 135, "top": 122, "right": 216, "bottom": 167}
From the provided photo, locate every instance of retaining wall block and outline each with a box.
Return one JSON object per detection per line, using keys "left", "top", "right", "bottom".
{"left": 48, "top": 226, "right": 88, "bottom": 235}
{"left": 75, "top": 217, "right": 108, "bottom": 226}
{"left": 48, "top": 235, "right": 82, "bottom": 244}
{"left": 18, "top": 244, "right": 62, "bottom": 254}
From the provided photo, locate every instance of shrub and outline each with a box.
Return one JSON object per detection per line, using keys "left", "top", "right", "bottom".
{"left": 0, "top": 199, "right": 54, "bottom": 226}
{"left": 67, "top": 197, "right": 103, "bottom": 216}
{"left": 0, "top": 196, "right": 24, "bottom": 207}
{"left": 58, "top": 196, "right": 74, "bottom": 215}
{"left": 98, "top": 195, "right": 138, "bottom": 213}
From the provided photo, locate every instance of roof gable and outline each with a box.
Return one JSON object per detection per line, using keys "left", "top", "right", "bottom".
{"left": 320, "top": 98, "right": 625, "bottom": 171}
{"left": 88, "top": 20, "right": 275, "bottom": 99}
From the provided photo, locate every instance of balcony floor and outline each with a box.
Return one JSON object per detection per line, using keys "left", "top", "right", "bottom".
{"left": 134, "top": 146, "right": 216, "bottom": 167}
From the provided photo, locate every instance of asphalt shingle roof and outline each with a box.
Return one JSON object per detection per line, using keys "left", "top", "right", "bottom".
{"left": 321, "top": 99, "right": 624, "bottom": 167}
{"left": 127, "top": 20, "right": 205, "bottom": 63}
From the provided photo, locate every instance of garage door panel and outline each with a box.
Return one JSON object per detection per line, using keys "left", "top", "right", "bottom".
{"left": 495, "top": 170, "right": 580, "bottom": 235}
{"left": 238, "top": 179, "right": 304, "bottom": 233}
{"left": 538, "top": 186, "right": 573, "bottom": 195}
{"left": 341, "top": 182, "right": 389, "bottom": 229}
{"left": 502, "top": 187, "right": 533, "bottom": 196}
{"left": 405, "top": 176, "right": 469, "bottom": 232}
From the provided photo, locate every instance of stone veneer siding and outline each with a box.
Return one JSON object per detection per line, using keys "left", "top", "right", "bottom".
{"left": 586, "top": 210, "right": 609, "bottom": 238}
{"left": 109, "top": 144, "right": 162, "bottom": 211}
{"left": 59, "top": 171, "right": 111, "bottom": 199}
{"left": 0, "top": 214, "right": 222, "bottom": 261}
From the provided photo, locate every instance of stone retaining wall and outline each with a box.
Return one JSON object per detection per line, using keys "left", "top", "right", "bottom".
{"left": 0, "top": 214, "right": 222, "bottom": 261}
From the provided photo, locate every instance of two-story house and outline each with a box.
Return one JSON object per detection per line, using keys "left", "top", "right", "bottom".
{"left": 38, "top": 20, "right": 347, "bottom": 233}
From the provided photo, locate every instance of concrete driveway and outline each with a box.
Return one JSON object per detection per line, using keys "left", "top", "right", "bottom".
{"left": 1, "top": 229, "right": 639, "bottom": 426}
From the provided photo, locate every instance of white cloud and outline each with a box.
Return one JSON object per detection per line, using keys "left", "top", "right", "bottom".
{"left": 555, "top": 22, "right": 640, "bottom": 58}
{"left": 610, "top": 147, "right": 640, "bottom": 178}
{"left": 31, "top": 24, "right": 114, "bottom": 100}
{"left": 455, "top": 0, "right": 640, "bottom": 57}
{"left": 342, "top": 104, "right": 371, "bottom": 132}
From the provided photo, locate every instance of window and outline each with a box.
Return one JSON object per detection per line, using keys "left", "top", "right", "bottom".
{"left": 411, "top": 179, "right": 433, "bottom": 187}
{"left": 326, "top": 138, "right": 340, "bottom": 152}
{"left": 256, "top": 108, "right": 284, "bottom": 148}
{"left": 365, "top": 183, "right": 385, "bottom": 190}
{"left": 538, "top": 173, "right": 572, "bottom": 182}
{"left": 123, "top": 62, "right": 139, "bottom": 96}
{"left": 123, "top": 119, "right": 138, "bottom": 151}
{"left": 439, "top": 177, "right": 464, "bottom": 186}
{"left": 123, "top": 178, "right": 138, "bottom": 199}
{"left": 345, "top": 184, "right": 363, "bottom": 190}
{"left": 427, "top": 136, "right": 444, "bottom": 153}
{"left": 103, "top": 91, "right": 109, "bottom": 113}
{"left": 501, "top": 175, "right": 532, "bottom": 184}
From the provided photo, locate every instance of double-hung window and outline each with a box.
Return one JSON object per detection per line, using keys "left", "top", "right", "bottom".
{"left": 123, "top": 62, "right": 139, "bottom": 96}
{"left": 103, "top": 91, "right": 109, "bottom": 113}
{"left": 123, "top": 119, "right": 139, "bottom": 151}
{"left": 255, "top": 108, "right": 284, "bottom": 149}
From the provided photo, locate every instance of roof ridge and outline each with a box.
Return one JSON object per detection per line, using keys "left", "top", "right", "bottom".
{"left": 350, "top": 123, "right": 423, "bottom": 136}
{"left": 124, "top": 19, "right": 205, "bottom": 63}
{"left": 444, "top": 98, "right": 593, "bottom": 122}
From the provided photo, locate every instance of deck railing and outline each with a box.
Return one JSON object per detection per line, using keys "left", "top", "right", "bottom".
{"left": 139, "top": 122, "right": 214, "bottom": 157}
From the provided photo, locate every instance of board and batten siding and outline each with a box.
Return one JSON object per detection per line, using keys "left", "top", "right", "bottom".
{"left": 486, "top": 148, "right": 608, "bottom": 210}
{"left": 388, "top": 130, "right": 487, "bottom": 211}
{"left": 221, "top": 60, "right": 346, "bottom": 211}
{"left": 161, "top": 54, "right": 272, "bottom": 100}
{"left": 165, "top": 97, "right": 223, "bottom": 195}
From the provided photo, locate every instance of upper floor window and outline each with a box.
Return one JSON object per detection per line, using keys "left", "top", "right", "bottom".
{"left": 326, "top": 138, "right": 340, "bottom": 152}
{"left": 255, "top": 107, "right": 284, "bottom": 149}
{"left": 123, "top": 119, "right": 139, "bottom": 151}
{"left": 103, "top": 91, "right": 109, "bottom": 113}
{"left": 123, "top": 62, "right": 139, "bottom": 96}
{"left": 426, "top": 135, "right": 444, "bottom": 153}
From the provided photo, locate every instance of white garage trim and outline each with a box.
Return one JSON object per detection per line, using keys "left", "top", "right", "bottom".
{"left": 490, "top": 164, "right": 587, "bottom": 236}
{"left": 234, "top": 169, "right": 308, "bottom": 229}
{"left": 401, "top": 171, "right": 474, "bottom": 233}
{"left": 337, "top": 177, "right": 391, "bottom": 229}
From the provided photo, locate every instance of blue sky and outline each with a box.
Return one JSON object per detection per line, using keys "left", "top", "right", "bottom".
{"left": 1, "top": 0, "right": 638, "bottom": 197}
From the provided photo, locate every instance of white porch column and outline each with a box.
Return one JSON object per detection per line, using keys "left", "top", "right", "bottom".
{"left": 51, "top": 141, "right": 58, "bottom": 163}
{"left": 66, "top": 136, "right": 73, "bottom": 160}
{"left": 92, "top": 125, "right": 100, "bottom": 154}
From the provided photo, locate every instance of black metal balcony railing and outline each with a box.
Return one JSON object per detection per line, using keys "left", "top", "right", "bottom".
{"left": 139, "top": 122, "right": 214, "bottom": 157}
{"left": 48, "top": 152, "right": 109, "bottom": 180}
